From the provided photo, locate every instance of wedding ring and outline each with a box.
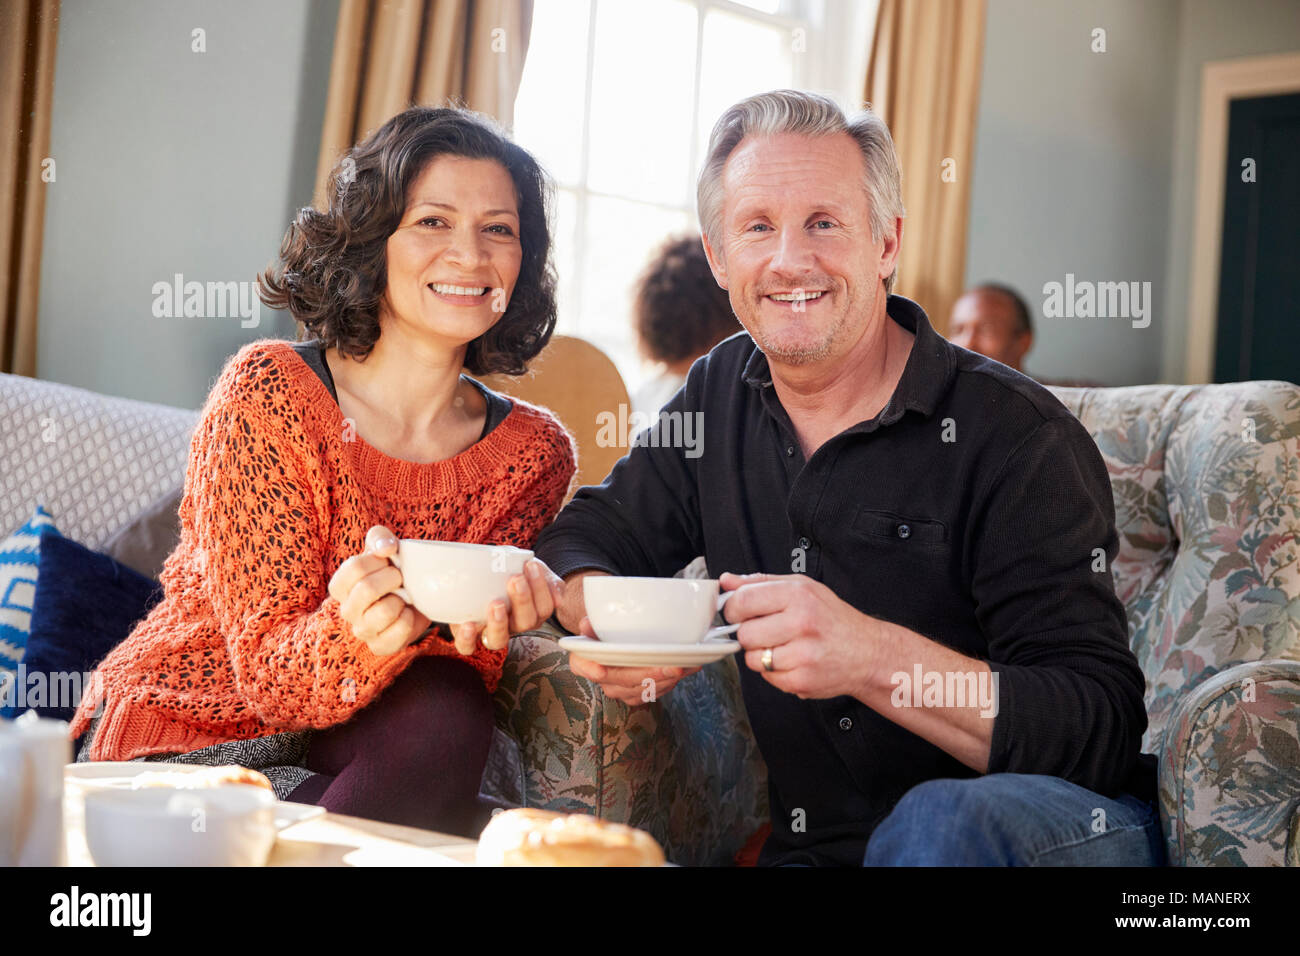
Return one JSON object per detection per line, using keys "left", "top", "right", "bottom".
{"left": 761, "top": 647, "right": 774, "bottom": 672}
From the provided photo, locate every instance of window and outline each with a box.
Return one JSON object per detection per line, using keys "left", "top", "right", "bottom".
{"left": 513, "top": 0, "right": 874, "bottom": 391}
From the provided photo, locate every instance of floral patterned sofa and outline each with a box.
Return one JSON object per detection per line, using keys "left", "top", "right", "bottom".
{"left": 503, "top": 380, "right": 1300, "bottom": 867}
{"left": 4, "top": 371, "right": 1297, "bottom": 866}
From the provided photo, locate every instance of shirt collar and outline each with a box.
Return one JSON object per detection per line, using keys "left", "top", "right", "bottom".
{"left": 740, "top": 294, "right": 957, "bottom": 424}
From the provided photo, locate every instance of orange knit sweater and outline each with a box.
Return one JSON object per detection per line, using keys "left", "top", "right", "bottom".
{"left": 69, "top": 339, "right": 576, "bottom": 762}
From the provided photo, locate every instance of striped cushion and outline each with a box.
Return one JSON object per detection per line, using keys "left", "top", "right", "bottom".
{"left": 0, "top": 506, "right": 61, "bottom": 680}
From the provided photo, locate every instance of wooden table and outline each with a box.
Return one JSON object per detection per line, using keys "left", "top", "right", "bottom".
{"left": 264, "top": 810, "right": 479, "bottom": 866}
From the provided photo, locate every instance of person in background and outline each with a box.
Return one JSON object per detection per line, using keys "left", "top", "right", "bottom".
{"left": 948, "top": 283, "right": 1099, "bottom": 387}
{"left": 631, "top": 233, "right": 740, "bottom": 415}
{"left": 947, "top": 283, "right": 1034, "bottom": 372}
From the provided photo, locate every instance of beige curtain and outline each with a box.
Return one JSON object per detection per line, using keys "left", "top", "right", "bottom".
{"left": 865, "top": 0, "right": 986, "bottom": 336}
{"left": 0, "top": 0, "right": 59, "bottom": 377}
{"left": 314, "top": 0, "right": 534, "bottom": 209}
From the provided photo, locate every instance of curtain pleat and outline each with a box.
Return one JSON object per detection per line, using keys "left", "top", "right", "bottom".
{"left": 0, "top": 0, "right": 60, "bottom": 376}
{"left": 866, "top": 0, "right": 986, "bottom": 335}
{"left": 313, "top": 0, "right": 534, "bottom": 210}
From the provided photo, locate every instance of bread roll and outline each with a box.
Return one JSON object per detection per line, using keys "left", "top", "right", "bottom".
{"left": 131, "top": 765, "right": 274, "bottom": 792}
{"left": 476, "top": 808, "right": 665, "bottom": 867}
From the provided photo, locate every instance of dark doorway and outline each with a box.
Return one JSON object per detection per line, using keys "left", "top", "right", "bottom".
{"left": 1214, "top": 91, "right": 1300, "bottom": 385}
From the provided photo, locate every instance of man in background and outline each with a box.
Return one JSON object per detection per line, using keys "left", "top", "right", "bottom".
{"left": 948, "top": 283, "right": 1099, "bottom": 387}
{"left": 947, "top": 283, "right": 1034, "bottom": 373}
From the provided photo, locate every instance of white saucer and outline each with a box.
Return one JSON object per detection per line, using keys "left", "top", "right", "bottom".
{"left": 558, "top": 636, "right": 741, "bottom": 667}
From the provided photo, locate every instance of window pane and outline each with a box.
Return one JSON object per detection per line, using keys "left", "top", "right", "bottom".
{"left": 586, "top": 0, "right": 698, "bottom": 206}
{"left": 552, "top": 187, "right": 580, "bottom": 335}
{"left": 514, "top": 0, "right": 592, "bottom": 186}
{"left": 577, "top": 195, "right": 694, "bottom": 385}
{"left": 731, "top": 0, "right": 782, "bottom": 13}
{"left": 697, "top": 11, "right": 794, "bottom": 154}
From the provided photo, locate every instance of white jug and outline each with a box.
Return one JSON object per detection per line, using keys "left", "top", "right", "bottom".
{"left": 0, "top": 711, "right": 71, "bottom": 866}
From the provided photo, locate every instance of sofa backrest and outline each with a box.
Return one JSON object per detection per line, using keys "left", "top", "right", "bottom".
{"left": 1048, "top": 381, "right": 1300, "bottom": 752}
{"left": 0, "top": 373, "right": 198, "bottom": 547}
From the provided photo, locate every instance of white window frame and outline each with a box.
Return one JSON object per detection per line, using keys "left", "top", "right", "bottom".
{"left": 520, "top": 0, "right": 876, "bottom": 377}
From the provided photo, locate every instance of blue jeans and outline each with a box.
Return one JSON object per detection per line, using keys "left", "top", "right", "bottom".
{"left": 863, "top": 773, "right": 1166, "bottom": 866}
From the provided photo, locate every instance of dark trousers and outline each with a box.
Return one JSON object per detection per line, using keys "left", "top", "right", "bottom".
{"left": 286, "top": 655, "right": 496, "bottom": 838}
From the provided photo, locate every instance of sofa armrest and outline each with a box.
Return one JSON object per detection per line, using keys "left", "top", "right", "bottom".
{"left": 490, "top": 622, "right": 769, "bottom": 865}
{"left": 1159, "top": 659, "right": 1300, "bottom": 866}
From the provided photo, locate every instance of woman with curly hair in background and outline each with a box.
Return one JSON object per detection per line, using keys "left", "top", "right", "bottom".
{"left": 70, "top": 106, "right": 576, "bottom": 836}
{"left": 632, "top": 233, "right": 740, "bottom": 415}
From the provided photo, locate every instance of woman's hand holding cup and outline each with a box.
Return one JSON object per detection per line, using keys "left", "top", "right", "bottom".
{"left": 329, "top": 525, "right": 433, "bottom": 656}
{"left": 334, "top": 525, "right": 565, "bottom": 657}
{"left": 451, "top": 555, "right": 563, "bottom": 654}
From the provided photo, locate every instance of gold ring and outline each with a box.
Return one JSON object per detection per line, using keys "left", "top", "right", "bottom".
{"left": 761, "top": 647, "right": 774, "bottom": 672}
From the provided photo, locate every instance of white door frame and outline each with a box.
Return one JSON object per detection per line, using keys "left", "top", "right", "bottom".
{"left": 1186, "top": 52, "right": 1300, "bottom": 384}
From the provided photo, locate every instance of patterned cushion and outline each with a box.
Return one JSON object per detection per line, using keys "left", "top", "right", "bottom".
{"left": 0, "top": 506, "right": 60, "bottom": 684}
{"left": 0, "top": 373, "right": 197, "bottom": 551}
{"left": 3, "top": 533, "right": 163, "bottom": 721}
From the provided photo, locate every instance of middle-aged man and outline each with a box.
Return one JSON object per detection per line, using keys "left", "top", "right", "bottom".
{"left": 535, "top": 89, "right": 1162, "bottom": 867}
{"left": 948, "top": 283, "right": 1034, "bottom": 372}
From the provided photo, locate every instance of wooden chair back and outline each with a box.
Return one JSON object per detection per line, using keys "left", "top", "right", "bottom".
{"left": 478, "top": 334, "right": 631, "bottom": 501}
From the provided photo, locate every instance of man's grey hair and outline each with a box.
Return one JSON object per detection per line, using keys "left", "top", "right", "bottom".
{"left": 696, "top": 89, "right": 905, "bottom": 294}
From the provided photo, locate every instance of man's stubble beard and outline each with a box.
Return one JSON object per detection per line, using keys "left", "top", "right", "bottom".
{"left": 740, "top": 289, "right": 863, "bottom": 368}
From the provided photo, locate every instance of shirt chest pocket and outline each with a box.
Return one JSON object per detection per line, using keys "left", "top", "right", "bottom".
{"left": 851, "top": 508, "right": 949, "bottom": 550}
{"left": 835, "top": 508, "right": 957, "bottom": 629}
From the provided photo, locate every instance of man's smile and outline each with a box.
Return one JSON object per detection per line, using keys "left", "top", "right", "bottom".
{"left": 763, "top": 289, "right": 829, "bottom": 308}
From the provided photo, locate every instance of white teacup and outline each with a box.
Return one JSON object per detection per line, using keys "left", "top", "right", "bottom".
{"left": 390, "top": 540, "right": 534, "bottom": 625}
{"left": 583, "top": 576, "right": 739, "bottom": 645}
{"left": 83, "top": 785, "right": 276, "bottom": 867}
{"left": 0, "top": 712, "right": 70, "bottom": 866}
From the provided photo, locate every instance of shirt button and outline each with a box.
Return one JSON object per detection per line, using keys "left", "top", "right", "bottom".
{"left": 897, "top": 524, "right": 911, "bottom": 539}
{"left": 839, "top": 717, "right": 853, "bottom": 732}
{"left": 786, "top": 445, "right": 795, "bottom": 457}
{"left": 798, "top": 536, "right": 810, "bottom": 550}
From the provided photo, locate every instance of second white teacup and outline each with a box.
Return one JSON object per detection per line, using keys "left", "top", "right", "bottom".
{"left": 584, "top": 576, "right": 739, "bottom": 644}
{"left": 83, "top": 785, "right": 276, "bottom": 867}
{"left": 390, "top": 540, "right": 533, "bottom": 625}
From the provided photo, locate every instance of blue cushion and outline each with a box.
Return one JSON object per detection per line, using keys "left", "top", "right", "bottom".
{"left": 0, "top": 505, "right": 60, "bottom": 680}
{"left": 0, "top": 533, "right": 162, "bottom": 721}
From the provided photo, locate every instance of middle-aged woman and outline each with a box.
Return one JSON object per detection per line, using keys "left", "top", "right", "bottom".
{"left": 70, "top": 106, "right": 576, "bottom": 836}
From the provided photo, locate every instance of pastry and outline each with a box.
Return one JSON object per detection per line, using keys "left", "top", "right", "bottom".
{"left": 130, "top": 765, "right": 274, "bottom": 792}
{"left": 476, "top": 808, "right": 665, "bottom": 867}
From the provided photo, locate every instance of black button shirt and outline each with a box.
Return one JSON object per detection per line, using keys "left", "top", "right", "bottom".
{"left": 535, "top": 295, "right": 1155, "bottom": 866}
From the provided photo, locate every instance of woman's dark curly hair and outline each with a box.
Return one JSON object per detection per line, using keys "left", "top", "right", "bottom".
{"left": 634, "top": 233, "right": 738, "bottom": 366}
{"left": 259, "top": 106, "right": 557, "bottom": 375}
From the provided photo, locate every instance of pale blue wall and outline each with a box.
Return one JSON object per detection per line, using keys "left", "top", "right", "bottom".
{"left": 37, "top": 0, "right": 339, "bottom": 408}
{"left": 964, "top": 0, "right": 1180, "bottom": 385}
